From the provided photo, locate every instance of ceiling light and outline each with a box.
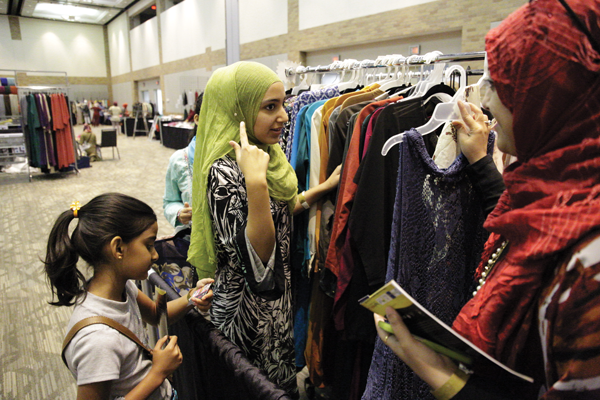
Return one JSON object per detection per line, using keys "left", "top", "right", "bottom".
{"left": 33, "top": 2, "right": 108, "bottom": 22}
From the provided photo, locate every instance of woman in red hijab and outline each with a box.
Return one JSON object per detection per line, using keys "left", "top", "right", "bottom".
{"left": 374, "top": 0, "right": 600, "bottom": 398}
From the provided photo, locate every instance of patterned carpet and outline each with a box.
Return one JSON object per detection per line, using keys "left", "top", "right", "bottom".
{"left": 0, "top": 125, "right": 312, "bottom": 400}
{"left": 0, "top": 125, "right": 176, "bottom": 399}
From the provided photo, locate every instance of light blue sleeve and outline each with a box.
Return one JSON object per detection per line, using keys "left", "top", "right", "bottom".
{"left": 163, "top": 151, "right": 186, "bottom": 228}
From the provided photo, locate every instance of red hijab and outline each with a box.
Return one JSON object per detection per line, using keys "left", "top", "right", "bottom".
{"left": 453, "top": 0, "right": 600, "bottom": 368}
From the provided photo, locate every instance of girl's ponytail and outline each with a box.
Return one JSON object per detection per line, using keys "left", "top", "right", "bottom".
{"left": 44, "top": 210, "right": 85, "bottom": 306}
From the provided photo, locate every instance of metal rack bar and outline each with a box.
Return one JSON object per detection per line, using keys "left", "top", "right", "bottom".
{"left": 285, "top": 51, "right": 485, "bottom": 77}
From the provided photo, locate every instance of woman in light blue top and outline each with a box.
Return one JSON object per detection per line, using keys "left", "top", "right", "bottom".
{"left": 163, "top": 94, "right": 202, "bottom": 234}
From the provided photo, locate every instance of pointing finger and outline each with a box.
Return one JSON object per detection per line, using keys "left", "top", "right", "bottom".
{"left": 239, "top": 121, "right": 249, "bottom": 147}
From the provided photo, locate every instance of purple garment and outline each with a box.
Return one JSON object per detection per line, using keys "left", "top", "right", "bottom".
{"left": 283, "top": 87, "right": 340, "bottom": 160}
{"left": 34, "top": 94, "right": 56, "bottom": 167}
{"left": 362, "top": 129, "right": 493, "bottom": 400}
{"left": 35, "top": 94, "right": 49, "bottom": 130}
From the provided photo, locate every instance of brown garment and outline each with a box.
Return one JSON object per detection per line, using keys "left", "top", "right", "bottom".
{"left": 78, "top": 130, "right": 99, "bottom": 161}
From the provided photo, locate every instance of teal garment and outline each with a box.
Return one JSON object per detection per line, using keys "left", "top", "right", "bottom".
{"left": 292, "top": 99, "right": 327, "bottom": 368}
{"left": 163, "top": 145, "right": 193, "bottom": 234}
{"left": 289, "top": 104, "right": 310, "bottom": 168}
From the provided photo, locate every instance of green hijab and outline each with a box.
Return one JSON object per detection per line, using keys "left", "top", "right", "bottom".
{"left": 188, "top": 61, "right": 298, "bottom": 278}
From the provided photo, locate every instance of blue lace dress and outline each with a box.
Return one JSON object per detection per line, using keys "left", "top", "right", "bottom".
{"left": 362, "top": 129, "right": 493, "bottom": 400}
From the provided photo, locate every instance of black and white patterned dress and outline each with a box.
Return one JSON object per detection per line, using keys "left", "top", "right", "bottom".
{"left": 207, "top": 156, "right": 297, "bottom": 395}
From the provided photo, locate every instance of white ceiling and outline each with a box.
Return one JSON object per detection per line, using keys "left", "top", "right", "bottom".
{"left": 3, "top": 0, "right": 138, "bottom": 25}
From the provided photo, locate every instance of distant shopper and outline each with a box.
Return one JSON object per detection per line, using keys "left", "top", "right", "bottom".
{"left": 78, "top": 124, "right": 100, "bottom": 162}
{"left": 108, "top": 102, "right": 122, "bottom": 134}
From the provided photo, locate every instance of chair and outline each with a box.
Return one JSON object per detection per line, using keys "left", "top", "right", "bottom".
{"left": 98, "top": 129, "right": 120, "bottom": 160}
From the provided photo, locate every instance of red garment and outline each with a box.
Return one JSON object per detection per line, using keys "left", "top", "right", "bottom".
{"left": 324, "top": 98, "right": 398, "bottom": 280}
{"left": 52, "top": 93, "right": 76, "bottom": 169}
{"left": 453, "top": 0, "right": 600, "bottom": 372}
{"left": 91, "top": 106, "right": 101, "bottom": 126}
{"left": 186, "top": 109, "right": 196, "bottom": 123}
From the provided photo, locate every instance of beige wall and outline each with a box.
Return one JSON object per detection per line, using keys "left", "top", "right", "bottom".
{"left": 109, "top": 0, "right": 523, "bottom": 113}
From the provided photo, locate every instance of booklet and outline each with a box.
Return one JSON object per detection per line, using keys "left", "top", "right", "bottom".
{"left": 359, "top": 279, "right": 534, "bottom": 383}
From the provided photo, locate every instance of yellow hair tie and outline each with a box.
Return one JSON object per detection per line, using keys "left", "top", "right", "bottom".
{"left": 70, "top": 201, "right": 81, "bottom": 218}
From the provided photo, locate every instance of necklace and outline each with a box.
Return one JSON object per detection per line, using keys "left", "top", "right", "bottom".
{"left": 472, "top": 240, "right": 509, "bottom": 297}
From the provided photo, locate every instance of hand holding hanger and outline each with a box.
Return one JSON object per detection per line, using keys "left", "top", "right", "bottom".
{"left": 452, "top": 101, "right": 492, "bottom": 164}
{"left": 381, "top": 71, "right": 479, "bottom": 156}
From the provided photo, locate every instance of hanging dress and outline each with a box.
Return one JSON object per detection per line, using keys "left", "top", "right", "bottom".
{"left": 362, "top": 129, "right": 493, "bottom": 400}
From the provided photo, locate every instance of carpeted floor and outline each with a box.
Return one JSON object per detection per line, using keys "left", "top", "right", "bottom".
{"left": 0, "top": 125, "right": 178, "bottom": 399}
{"left": 0, "top": 124, "right": 310, "bottom": 400}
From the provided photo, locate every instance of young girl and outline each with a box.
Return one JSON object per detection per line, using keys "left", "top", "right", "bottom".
{"left": 44, "top": 192, "right": 213, "bottom": 400}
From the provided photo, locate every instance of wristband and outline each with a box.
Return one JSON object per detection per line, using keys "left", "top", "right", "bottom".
{"left": 298, "top": 191, "right": 310, "bottom": 210}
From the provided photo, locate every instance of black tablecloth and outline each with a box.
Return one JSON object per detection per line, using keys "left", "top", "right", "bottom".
{"left": 161, "top": 125, "right": 194, "bottom": 150}
{"left": 123, "top": 117, "right": 153, "bottom": 137}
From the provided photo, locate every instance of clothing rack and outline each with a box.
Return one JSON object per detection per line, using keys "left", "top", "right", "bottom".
{"left": 285, "top": 51, "right": 485, "bottom": 77}
{"left": 18, "top": 85, "right": 79, "bottom": 176}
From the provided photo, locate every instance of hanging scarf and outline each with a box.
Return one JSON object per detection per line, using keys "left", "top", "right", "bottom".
{"left": 188, "top": 61, "right": 298, "bottom": 278}
{"left": 452, "top": 0, "right": 600, "bottom": 368}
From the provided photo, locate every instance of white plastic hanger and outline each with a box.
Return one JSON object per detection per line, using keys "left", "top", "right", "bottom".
{"left": 381, "top": 72, "right": 482, "bottom": 156}
{"left": 379, "top": 55, "right": 407, "bottom": 92}
{"left": 336, "top": 59, "right": 361, "bottom": 92}
{"left": 292, "top": 66, "right": 316, "bottom": 95}
{"left": 412, "top": 62, "right": 445, "bottom": 98}
{"left": 397, "top": 51, "right": 443, "bottom": 100}
{"left": 443, "top": 65, "right": 467, "bottom": 90}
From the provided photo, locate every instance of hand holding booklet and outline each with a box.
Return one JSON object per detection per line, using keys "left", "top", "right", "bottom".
{"left": 359, "top": 279, "right": 533, "bottom": 384}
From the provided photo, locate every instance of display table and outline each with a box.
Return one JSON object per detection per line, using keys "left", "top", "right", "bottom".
{"left": 161, "top": 125, "right": 194, "bottom": 149}
{"left": 123, "top": 117, "right": 153, "bottom": 137}
{"left": 160, "top": 119, "right": 194, "bottom": 150}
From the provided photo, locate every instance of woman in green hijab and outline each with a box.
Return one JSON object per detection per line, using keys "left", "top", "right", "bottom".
{"left": 188, "top": 61, "right": 340, "bottom": 395}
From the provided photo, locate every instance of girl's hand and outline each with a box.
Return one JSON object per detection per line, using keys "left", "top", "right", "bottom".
{"left": 452, "top": 101, "right": 491, "bottom": 164}
{"left": 189, "top": 278, "right": 214, "bottom": 312}
{"left": 374, "top": 307, "right": 457, "bottom": 390}
{"left": 151, "top": 335, "right": 182, "bottom": 378}
{"left": 229, "top": 122, "right": 270, "bottom": 186}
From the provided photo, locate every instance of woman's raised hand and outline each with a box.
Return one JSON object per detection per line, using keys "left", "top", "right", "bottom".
{"left": 452, "top": 101, "right": 491, "bottom": 164}
{"left": 229, "top": 122, "right": 270, "bottom": 185}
